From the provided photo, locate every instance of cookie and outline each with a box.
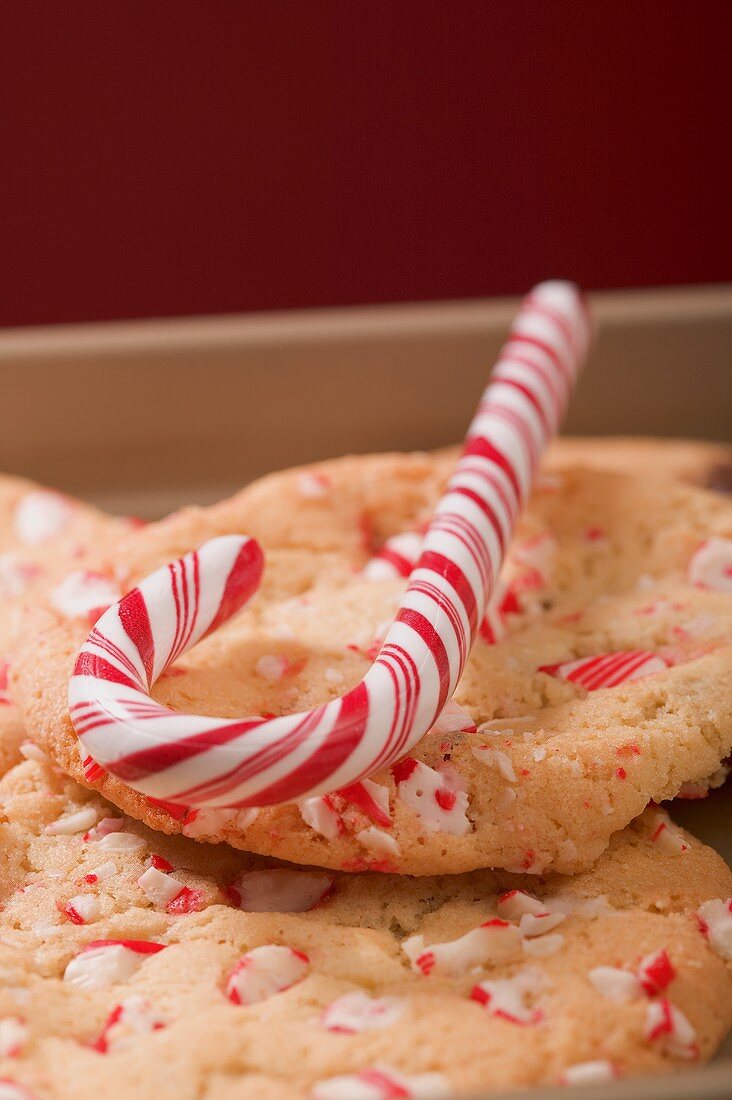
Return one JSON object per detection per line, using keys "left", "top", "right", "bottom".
{"left": 546, "top": 436, "right": 732, "bottom": 492}
{"left": 0, "top": 756, "right": 730, "bottom": 1099}
{"left": 12, "top": 451, "right": 732, "bottom": 876}
{"left": 0, "top": 475, "right": 131, "bottom": 776}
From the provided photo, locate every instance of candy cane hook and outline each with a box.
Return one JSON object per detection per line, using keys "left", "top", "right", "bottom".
{"left": 69, "top": 281, "right": 591, "bottom": 808}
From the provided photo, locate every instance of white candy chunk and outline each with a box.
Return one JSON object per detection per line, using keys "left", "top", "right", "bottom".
{"left": 697, "top": 898, "right": 732, "bottom": 959}
{"left": 97, "top": 832, "right": 146, "bottom": 852}
{"left": 298, "top": 796, "right": 342, "bottom": 841}
{"left": 561, "top": 1061, "right": 617, "bottom": 1086}
{"left": 85, "top": 860, "right": 117, "bottom": 883}
{"left": 63, "top": 941, "right": 165, "bottom": 990}
{"left": 650, "top": 812, "right": 689, "bottom": 855}
{"left": 84, "top": 816, "right": 125, "bottom": 840}
{"left": 519, "top": 910, "right": 566, "bottom": 938}
{"left": 645, "top": 1000, "right": 698, "bottom": 1059}
{"left": 50, "top": 571, "right": 121, "bottom": 620}
{"left": 225, "top": 945, "right": 309, "bottom": 1005}
{"left": 137, "top": 867, "right": 184, "bottom": 908}
{"left": 296, "top": 471, "right": 331, "bottom": 499}
{"left": 321, "top": 990, "right": 405, "bottom": 1033}
{"left": 588, "top": 966, "right": 642, "bottom": 1002}
{"left": 402, "top": 920, "right": 522, "bottom": 977}
{"left": 19, "top": 741, "right": 50, "bottom": 765}
{"left": 357, "top": 826, "right": 401, "bottom": 858}
{"left": 472, "top": 967, "right": 544, "bottom": 1024}
{"left": 181, "top": 806, "right": 257, "bottom": 838}
{"left": 230, "top": 869, "right": 333, "bottom": 913}
{"left": 254, "top": 654, "right": 289, "bottom": 681}
{"left": 471, "top": 745, "right": 517, "bottom": 782}
{"left": 430, "top": 699, "right": 476, "bottom": 735}
{"left": 394, "top": 759, "right": 471, "bottom": 836}
{"left": 496, "top": 890, "right": 546, "bottom": 920}
{"left": 98, "top": 995, "right": 166, "bottom": 1052}
{"left": 522, "top": 934, "right": 564, "bottom": 958}
{"left": 0, "top": 1083, "right": 38, "bottom": 1100}
{"left": 45, "top": 806, "right": 98, "bottom": 835}
{"left": 687, "top": 537, "right": 732, "bottom": 593}
{"left": 0, "top": 1016, "right": 28, "bottom": 1057}
{"left": 311, "top": 1065, "right": 451, "bottom": 1099}
{"left": 65, "top": 895, "right": 101, "bottom": 923}
{"left": 14, "top": 490, "right": 72, "bottom": 545}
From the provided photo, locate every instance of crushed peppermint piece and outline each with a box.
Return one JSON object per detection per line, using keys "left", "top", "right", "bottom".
{"left": 339, "top": 779, "right": 392, "bottom": 826}
{"left": 45, "top": 807, "right": 98, "bottom": 835}
{"left": 519, "top": 910, "right": 566, "bottom": 938}
{"left": 321, "top": 991, "right": 405, "bottom": 1034}
{"left": 138, "top": 866, "right": 185, "bottom": 908}
{"left": 14, "top": 490, "right": 72, "bottom": 545}
{"left": 84, "top": 817, "right": 125, "bottom": 841}
{"left": 645, "top": 999, "right": 698, "bottom": 1059}
{"left": 296, "top": 471, "right": 331, "bottom": 499}
{"left": 49, "top": 570, "right": 121, "bottom": 622}
{"left": 229, "top": 869, "right": 334, "bottom": 912}
{"left": 18, "top": 741, "right": 50, "bottom": 764}
{"left": 650, "top": 812, "right": 689, "bottom": 855}
{"left": 696, "top": 898, "right": 732, "bottom": 958}
{"left": 471, "top": 745, "right": 517, "bottom": 781}
{"left": 637, "top": 950, "right": 676, "bottom": 996}
{"left": 96, "top": 832, "right": 146, "bottom": 853}
{"left": 311, "top": 1065, "right": 451, "bottom": 1099}
{"left": 357, "top": 826, "right": 401, "bottom": 858}
{"left": 430, "top": 699, "right": 477, "bottom": 735}
{"left": 62, "top": 895, "right": 100, "bottom": 925}
{"left": 0, "top": 1018, "right": 27, "bottom": 1058}
{"left": 403, "top": 920, "right": 522, "bottom": 977}
{"left": 225, "top": 945, "right": 309, "bottom": 1005}
{"left": 471, "top": 967, "right": 545, "bottom": 1024}
{"left": 393, "top": 758, "right": 471, "bottom": 836}
{"left": 561, "top": 1061, "right": 618, "bottom": 1086}
{"left": 94, "top": 995, "right": 166, "bottom": 1053}
{"left": 522, "top": 933, "right": 564, "bottom": 957}
{"left": 298, "top": 795, "right": 343, "bottom": 840}
{"left": 496, "top": 890, "right": 546, "bottom": 920}
{"left": 181, "top": 806, "right": 257, "bottom": 838}
{"left": 687, "top": 537, "right": 732, "bottom": 593}
{"left": 63, "top": 940, "right": 166, "bottom": 990}
{"left": 588, "top": 966, "right": 642, "bottom": 1002}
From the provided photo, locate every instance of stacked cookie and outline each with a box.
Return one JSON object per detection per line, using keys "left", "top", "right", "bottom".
{"left": 1, "top": 439, "right": 731, "bottom": 1100}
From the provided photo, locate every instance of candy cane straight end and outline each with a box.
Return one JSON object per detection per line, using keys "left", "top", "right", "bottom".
{"left": 69, "top": 283, "right": 591, "bottom": 809}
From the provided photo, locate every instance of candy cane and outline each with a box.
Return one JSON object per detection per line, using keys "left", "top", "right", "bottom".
{"left": 69, "top": 281, "right": 591, "bottom": 808}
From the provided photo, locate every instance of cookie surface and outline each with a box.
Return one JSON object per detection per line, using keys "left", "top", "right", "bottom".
{"left": 0, "top": 475, "right": 130, "bottom": 776}
{"left": 547, "top": 435, "right": 732, "bottom": 492}
{"left": 11, "top": 449, "right": 732, "bottom": 876}
{"left": 0, "top": 756, "right": 730, "bottom": 1099}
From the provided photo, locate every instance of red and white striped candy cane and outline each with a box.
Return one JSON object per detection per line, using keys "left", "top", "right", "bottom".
{"left": 69, "top": 282, "right": 591, "bottom": 808}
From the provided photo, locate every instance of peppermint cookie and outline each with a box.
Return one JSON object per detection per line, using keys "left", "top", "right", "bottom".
{"left": 0, "top": 756, "right": 730, "bottom": 1099}
{"left": 546, "top": 436, "right": 732, "bottom": 492}
{"left": 11, "top": 451, "right": 732, "bottom": 875}
{"left": 0, "top": 475, "right": 129, "bottom": 776}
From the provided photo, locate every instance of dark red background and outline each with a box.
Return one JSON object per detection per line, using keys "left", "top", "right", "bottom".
{"left": 1, "top": 2, "right": 729, "bottom": 327}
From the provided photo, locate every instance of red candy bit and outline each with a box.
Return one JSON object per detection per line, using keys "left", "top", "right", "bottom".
{"left": 617, "top": 743, "right": 642, "bottom": 757}
{"left": 391, "top": 757, "right": 419, "bottom": 784}
{"left": 637, "top": 950, "right": 676, "bottom": 996}
{"left": 521, "top": 849, "right": 537, "bottom": 871}
{"left": 645, "top": 999, "right": 699, "bottom": 1059}
{"left": 166, "top": 886, "right": 204, "bottom": 915}
{"left": 616, "top": 767, "right": 627, "bottom": 780}
{"left": 414, "top": 950, "right": 436, "bottom": 976}
{"left": 150, "top": 854, "right": 174, "bottom": 873}
{"left": 225, "top": 945, "right": 310, "bottom": 1005}
{"left": 0, "top": 660, "right": 11, "bottom": 705}
{"left": 584, "top": 525, "right": 606, "bottom": 542}
{"left": 434, "top": 787, "right": 457, "bottom": 812}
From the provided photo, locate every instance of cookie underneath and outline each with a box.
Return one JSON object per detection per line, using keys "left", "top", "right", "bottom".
{"left": 0, "top": 756, "right": 730, "bottom": 1099}
{"left": 0, "top": 474, "right": 130, "bottom": 777}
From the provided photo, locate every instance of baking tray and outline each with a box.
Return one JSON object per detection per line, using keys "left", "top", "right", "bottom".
{"left": 0, "top": 285, "right": 731, "bottom": 1099}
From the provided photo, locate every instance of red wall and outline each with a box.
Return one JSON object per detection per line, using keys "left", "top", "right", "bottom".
{"left": 1, "top": 2, "right": 728, "bottom": 326}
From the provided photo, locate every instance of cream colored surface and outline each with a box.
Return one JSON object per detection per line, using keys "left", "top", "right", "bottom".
{"left": 0, "top": 758, "right": 730, "bottom": 1099}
